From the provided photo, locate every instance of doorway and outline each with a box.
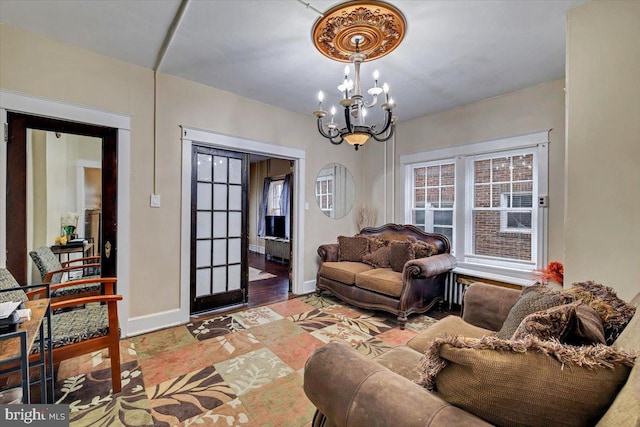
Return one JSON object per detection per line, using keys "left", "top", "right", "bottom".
{"left": 6, "top": 112, "right": 118, "bottom": 285}
{"left": 247, "top": 156, "right": 293, "bottom": 307}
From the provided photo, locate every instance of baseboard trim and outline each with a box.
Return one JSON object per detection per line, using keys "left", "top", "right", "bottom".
{"left": 299, "top": 279, "right": 317, "bottom": 295}
{"left": 126, "top": 308, "right": 187, "bottom": 337}
{"left": 249, "top": 244, "right": 265, "bottom": 254}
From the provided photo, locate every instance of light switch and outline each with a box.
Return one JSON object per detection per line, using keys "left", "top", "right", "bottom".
{"left": 150, "top": 194, "right": 161, "bottom": 208}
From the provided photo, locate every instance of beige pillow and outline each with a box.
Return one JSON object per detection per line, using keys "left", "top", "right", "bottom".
{"left": 337, "top": 235, "right": 368, "bottom": 262}
{"left": 496, "top": 284, "right": 566, "bottom": 339}
{"left": 419, "top": 335, "right": 636, "bottom": 427}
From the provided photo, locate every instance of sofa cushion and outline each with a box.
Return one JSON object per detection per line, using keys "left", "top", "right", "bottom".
{"left": 374, "top": 346, "right": 423, "bottom": 382}
{"left": 562, "top": 281, "right": 636, "bottom": 345}
{"left": 355, "top": 269, "right": 403, "bottom": 298}
{"left": 613, "top": 309, "right": 640, "bottom": 353}
{"left": 366, "top": 236, "right": 387, "bottom": 252}
{"left": 407, "top": 315, "right": 491, "bottom": 354}
{"left": 362, "top": 246, "right": 391, "bottom": 269}
{"left": 319, "top": 262, "right": 373, "bottom": 285}
{"left": 388, "top": 241, "right": 414, "bottom": 273}
{"left": 496, "top": 284, "right": 565, "bottom": 339}
{"left": 338, "top": 235, "right": 369, "bottom": 262}
{"left": 597, "top": 363, "right": 640, "bottom": 427}
{"left": 419, "top": 335, "right": 636, "bottom": 427}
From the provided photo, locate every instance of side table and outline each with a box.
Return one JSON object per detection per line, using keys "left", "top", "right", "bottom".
{"left": 0, "top": 298, "right": 53, "bottom": 404}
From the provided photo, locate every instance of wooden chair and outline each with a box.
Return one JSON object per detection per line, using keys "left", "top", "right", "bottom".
{"left": 29, "top": 246, "right": 102, "bottom": 302}
{"left": 0, "top": 268, "right": 123, "bottom": 393}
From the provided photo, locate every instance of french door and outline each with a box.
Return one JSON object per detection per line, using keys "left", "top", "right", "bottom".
{"left": 190, "top": 145, "right": 248, "bottom": 313}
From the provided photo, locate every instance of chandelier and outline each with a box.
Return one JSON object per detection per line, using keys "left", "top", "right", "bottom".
{"left": 311, "top": 1, "right": 407, "bottom": 150}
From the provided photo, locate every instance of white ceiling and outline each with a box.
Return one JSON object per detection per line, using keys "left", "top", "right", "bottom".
{"left": 0, "top": 0, "right": 587, "bottom": 122}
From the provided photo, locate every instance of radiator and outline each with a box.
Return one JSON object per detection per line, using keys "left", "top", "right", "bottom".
{"left": 443, "top": 272, "right": 469, "bottom": 307}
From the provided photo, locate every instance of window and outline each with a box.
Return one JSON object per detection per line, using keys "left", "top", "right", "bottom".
{"left": 409, "top": 161, "right": 455, "bottom": 245}
{"left": 315, "top": 175, "right": 333, "bottom": 215}
{"left": 403, "top": 131, "right": 549, "bottom": 277}
{"left": 267, "top": 180, "right": 284, "bottom": 215}
{"left": 469, "top": 151, "right": 536, "bottom": 265}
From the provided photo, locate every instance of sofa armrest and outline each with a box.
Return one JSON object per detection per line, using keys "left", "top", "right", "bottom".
{"left": 304, "top": 342, "right": 490, "bottom": 427}
{"left": 404, "top": 254, "right": 457, "bottom": 279}
{"left": 461, "top": 282, "right": 522, "bottom": 331}
{"left": 317, "top": 243, "right": 339, "bottom": 262}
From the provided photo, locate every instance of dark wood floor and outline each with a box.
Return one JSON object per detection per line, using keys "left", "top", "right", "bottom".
{"left": 247, "top": 251, "right": 291, "bottom": 308}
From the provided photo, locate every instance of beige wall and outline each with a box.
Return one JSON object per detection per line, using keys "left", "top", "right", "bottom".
{"left": 0, "top": 24, "right": 362, "bottom": 319}
{"left": 365, "top": 79, "right": 566, "bottom": 264}
{"left": 565, "top": 1, "right": 640, "bottom": 301}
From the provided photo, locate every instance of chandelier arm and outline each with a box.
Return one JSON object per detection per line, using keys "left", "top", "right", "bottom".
{"left": 316, "top": 117, "right": 338, "bottom": 140}
{"left": 371, "top": 109, "right": 393, "bottom": 136}
{"left": 363, "top": 94, "right": 379, "bottom": 109}
{"left": 370, "top": 124, "right": 395, "bottom": 142}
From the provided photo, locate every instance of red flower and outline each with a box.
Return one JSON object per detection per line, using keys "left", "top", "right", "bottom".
{"left": 535, "top": 261, "right": 564, "bottom": 285}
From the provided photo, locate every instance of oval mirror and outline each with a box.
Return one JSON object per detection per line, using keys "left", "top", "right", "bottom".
{"left": 315, "top": 163, "right": 355, "bottom": 219}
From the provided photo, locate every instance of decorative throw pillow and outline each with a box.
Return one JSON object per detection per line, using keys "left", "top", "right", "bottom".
{"left": 362, "top": 246, "right": 391, "bottom": 269}
{"left": 388, "top": 241, "right": 415, "bottom": 273}
{"left": 412, "top": 240, "right": 439, "bottom": 258}
{"left": 496, "top": 284, "right": 566, "bottom": 339}
{"left": 562, "top": 281, "right": 636, "bottom": 345}
{"left": 337, "top": 236, "right": 369, "bottom": 262}
{"left": 418, "top": 335, "right": 636, "bottom": 427}
{"left": 568, "top": 302, "right": 607, "bottom": 345}
{"left": 511, "top": 301, "right": 579, "bottom": 342}
{"left": 367, "top": 236, "right": 387, "bottom": 253}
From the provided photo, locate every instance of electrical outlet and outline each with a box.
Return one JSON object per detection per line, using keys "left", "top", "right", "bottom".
{"left": 150, "top": 194, "right": 161, "bottom": 208}
{"left": 538, "top": 195, "right": 548, "bottom": 207}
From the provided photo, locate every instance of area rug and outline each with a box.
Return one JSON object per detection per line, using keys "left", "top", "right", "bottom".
{"left": 248, "top": 266, "right": 277, "bottom": 282}
{"left": 56, "top": 294, "right": 439, "bottom": 426}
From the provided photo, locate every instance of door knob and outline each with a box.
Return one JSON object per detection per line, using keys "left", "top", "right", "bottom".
{"left": 105, "top": 241, "right": 112, "bottom": 259}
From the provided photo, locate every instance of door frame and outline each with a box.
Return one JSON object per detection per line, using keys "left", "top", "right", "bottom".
{"left": 0, "top": 89, "right": 131, "bottom": 337}
{"left": 180, "top": 126, "right": 306, "bottom": 322}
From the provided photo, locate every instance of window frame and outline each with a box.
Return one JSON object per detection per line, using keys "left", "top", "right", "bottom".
{"left": 267, "top": 179, "right": 284, "bottom": 216}
{"left": 315, "top": 175, "right": 334, "bottom": 215}
{"left": 402, "top": 130, "right": 550, "bottom": 280}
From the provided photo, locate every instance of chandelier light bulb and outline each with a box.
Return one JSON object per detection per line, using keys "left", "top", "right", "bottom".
{"left": 373, "top": 70, "right": 380, "bottom": 86}
{"left": 344, "top": 65, "right": 350, "bottom": 76}
{"left": 330, "top": 105, "right": 336, "bottom": 116}
{"left": 318, "top": 90, "right": 324, "bottom": 102}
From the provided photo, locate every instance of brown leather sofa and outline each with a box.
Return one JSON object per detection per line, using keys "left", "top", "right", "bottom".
{"left": 316, "top": 224, "right": 456, "bottom": 328}
{"left": 304, "top": 283, "right": 640, "bottom": 427}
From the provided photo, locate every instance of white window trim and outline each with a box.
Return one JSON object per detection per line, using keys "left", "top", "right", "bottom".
{"left": 499, "top": 192, "right": 533, "bottom": 234}
{"left": 402, "top": 130, "right": 550, "bottom": 281}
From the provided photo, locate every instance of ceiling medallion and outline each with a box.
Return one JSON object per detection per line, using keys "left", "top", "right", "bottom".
{"left": 312, "top": 0, "right": 407, "bottom": 63}
{"left": 311, "top": 1, "right": 405, "bottom": 150}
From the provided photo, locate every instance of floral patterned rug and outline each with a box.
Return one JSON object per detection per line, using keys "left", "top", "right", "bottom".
{"left": 55, "top": 294, "right": 440, "bottom": 426}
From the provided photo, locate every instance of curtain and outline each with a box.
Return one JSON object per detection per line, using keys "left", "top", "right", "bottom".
{"left": 281, "top": 173, "right": 291, "bottom": 239}
{"left": 258, "top": 177, "right": 271, "bottom": 237}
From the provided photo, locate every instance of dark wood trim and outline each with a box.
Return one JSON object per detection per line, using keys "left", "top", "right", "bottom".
{"left": 6, "top": 112, "right": 118, "bottom": 285}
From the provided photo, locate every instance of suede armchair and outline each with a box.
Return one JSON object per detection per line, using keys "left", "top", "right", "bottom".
{"left": 304, "top": 283, "right": 640, "bottom": 427}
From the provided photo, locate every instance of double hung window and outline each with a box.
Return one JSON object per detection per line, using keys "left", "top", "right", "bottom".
{"left": 404, "top": 132, "right": 549, "bottom": 277}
